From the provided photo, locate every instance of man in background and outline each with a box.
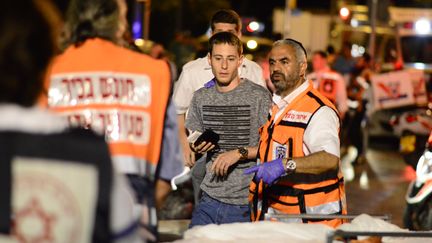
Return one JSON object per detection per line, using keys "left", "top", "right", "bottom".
{"left": 307, "top": 50, "right": 348, "bottom": 119}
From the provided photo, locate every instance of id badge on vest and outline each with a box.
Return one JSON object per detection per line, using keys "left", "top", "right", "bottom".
{"left": 272, "top": 141, "right": 287, "bottom": 160}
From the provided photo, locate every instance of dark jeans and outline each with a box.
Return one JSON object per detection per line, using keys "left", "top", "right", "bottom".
{"left": 189, "top": 193, "right": 251, "bottom": 228}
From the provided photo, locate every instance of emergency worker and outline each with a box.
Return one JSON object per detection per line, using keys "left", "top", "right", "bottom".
{"left": 307, "top": 50, "right": 348, "bottom": 119}
{"left": 0, "top": 1, "right": 140, "bottom": 242}
{"left": 45, "top": 0, "right": 183, "bottom": 240}
{"left": 245, "top": 39, "right": 347, "bottom": 228}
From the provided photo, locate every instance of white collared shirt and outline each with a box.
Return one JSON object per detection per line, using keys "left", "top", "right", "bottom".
{"left": 271, "top": 81, "right": 340, "bottom": 157}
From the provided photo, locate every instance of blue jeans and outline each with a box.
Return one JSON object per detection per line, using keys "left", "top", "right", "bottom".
{"left": 189, "top": 193, "right": 250, "bottom": 228}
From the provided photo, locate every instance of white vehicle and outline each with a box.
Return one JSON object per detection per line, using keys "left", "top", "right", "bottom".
{"left": 389, "top": 7, "right": 432, "bottom": 70}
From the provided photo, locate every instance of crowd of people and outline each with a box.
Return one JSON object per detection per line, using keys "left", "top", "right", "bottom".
{"left": 0, "top": 0, "right": 378, "bottom": 242}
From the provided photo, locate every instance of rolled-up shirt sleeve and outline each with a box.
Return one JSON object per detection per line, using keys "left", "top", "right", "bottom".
{"left": 158, "top": 100, "right": 184, "bottom": 181}
{"left": 303, "top": 106, "right": 340, "bottom": 158}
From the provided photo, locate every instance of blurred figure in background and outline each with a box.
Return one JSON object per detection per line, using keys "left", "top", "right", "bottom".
{"left": 173, "top": 9, "right": 266, "bottom": 206}
{"left": 307, "top": 50, "right": 348, "bottom": 120}
{"left": 332, "top": 41, "right": 355, "bottom": 82}
{"left": 46, "top": 0, "right": 183, "bottom": 241}
{"left": 345, "top": 53, "right": 374, "bottom": 164}
{"left": 326, "top": 45, "right": 337, "bottom": 67}
{"left": 150, "top": 42, "right": 178, "bottom": 81}
{"left": 0, "top": 1, "right": 141, "bottom": 242}
{"left": 169, "top": 31, "right": 198, "bottom": 75}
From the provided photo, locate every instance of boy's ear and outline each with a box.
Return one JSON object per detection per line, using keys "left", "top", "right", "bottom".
{"left": 207, "top": 53, "right": 211, "bottom": 66}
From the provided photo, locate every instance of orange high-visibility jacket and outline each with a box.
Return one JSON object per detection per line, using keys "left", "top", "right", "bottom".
{"left": 249, "top": 81, "right": 347, "bottom": 228}
{"left": 309, "top": 71, "right": 341, "bottom": 104}
{"left": 46, "top": 38, "right": 171, "bottom": 180}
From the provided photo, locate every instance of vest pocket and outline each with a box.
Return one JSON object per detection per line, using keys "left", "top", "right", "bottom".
{"left": 271, "top": 127, "right": 291, "bottom": 160}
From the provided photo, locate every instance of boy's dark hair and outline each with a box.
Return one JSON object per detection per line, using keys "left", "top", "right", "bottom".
{"left": 208, "top": 32, "right": 243, "bottom": 56}
{"left": 0, "top": 0, "right": 59, "bottom": 107}
{"left": 210, "top": 9, "right": 241, "bottom": 33}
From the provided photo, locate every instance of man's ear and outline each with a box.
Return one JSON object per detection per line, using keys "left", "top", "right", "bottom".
{"left": 207, "top": 53, "right": 211, "bottom": 66}
{"left": 300, "top": 62, "right": 308, "bottom": 76}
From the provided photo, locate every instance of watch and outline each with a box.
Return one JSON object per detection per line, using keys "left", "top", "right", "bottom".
{"left": 285, "top": 159, "right": 296, "bottom": 174}
{"left": 237, "top": 147, "right": 248, "bottom": 160}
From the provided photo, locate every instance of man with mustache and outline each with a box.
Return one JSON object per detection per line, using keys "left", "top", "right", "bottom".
{"left": 245, "top": 39, "right": 347, "bottom": 228}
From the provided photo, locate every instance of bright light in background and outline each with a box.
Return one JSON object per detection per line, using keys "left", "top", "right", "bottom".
{"left": 132, "top": 21, "right": 142, "bottom": 39}
{"left": 134, "top": 38, "right": 144, "bottom": 47}
{"left": 246, "top": 40, "right": 258, "bottom": 50}
{"left": 413, "top": 62, "right": 427, "bottom": 69}
{"left": 247, "top": 21, "right": 260, "bottom": 32}
{"left": 339, "top": 7, "right": 350, "bottom": 20}
{"left": 350, "top": 19, "right": 359, "bottom": 27}
{"left": 351, "top": 44, "right": 365, "bottom": 57}
{"left": 415, "top": 18, "right": 431, "bottom": 35}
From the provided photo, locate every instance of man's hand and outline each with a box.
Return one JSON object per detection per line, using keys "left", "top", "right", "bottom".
{"left": 244, "top": 158, "right": 285, "bottom": 185}
{"left": 190, "top": 141, "right": 215, "bottom": 154}
{"left": 181, "top": 137, "right": 196, "bottom": 167}
{"left": 211, "top": 150, "right": 240, "bottom": 177}
{"left": 178, "top": 114, "right": 196, "bottom": 167}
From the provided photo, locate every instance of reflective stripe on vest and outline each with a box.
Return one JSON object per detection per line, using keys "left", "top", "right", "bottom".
{"left": 249, "top": 81, "right": 347, "bottom": 227}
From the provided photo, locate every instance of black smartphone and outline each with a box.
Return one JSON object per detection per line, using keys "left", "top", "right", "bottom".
{"left": 194, "top": 129, "right": 220, "bottom": 147}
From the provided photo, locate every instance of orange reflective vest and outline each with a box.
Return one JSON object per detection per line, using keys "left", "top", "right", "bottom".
{"left": 309, "top": 71, "right": 341, "bottom": 104}
{"left": 46, "top": 38, "right": 171, "bottom": 180}
{"left": 249, "top": 81, "right": 347, "bottom": 228}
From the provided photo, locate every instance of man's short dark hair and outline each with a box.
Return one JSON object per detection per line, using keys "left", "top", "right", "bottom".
{"left": 62, "top": 0, "right": 120, "bottom": 48}
{"left": 0, "top": 0, "right": 59, "bottom": 107}
{"left": 210, "top": 9, "right": 241, "bottom": 33}
{"left": 313, "top": 50, "right": 328, "bottom": 59}
{"left": 208, "top": 32, "right": 243, "bottom": 56}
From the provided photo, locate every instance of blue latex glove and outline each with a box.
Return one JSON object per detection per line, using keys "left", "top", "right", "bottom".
{"left": 244, "top": 158, "right": 285, "bottom": 185}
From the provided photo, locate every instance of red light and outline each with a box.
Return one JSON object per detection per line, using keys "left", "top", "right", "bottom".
{"left": 405, "top": 114, "right": 417, "bottom": 123}
{"left": 403, "top": 22, "right": 414, "bottom": 29}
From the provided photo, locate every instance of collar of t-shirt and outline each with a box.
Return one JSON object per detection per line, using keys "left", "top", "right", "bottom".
{"left": 271, "top": 81, "right": 309, "bottom": 121}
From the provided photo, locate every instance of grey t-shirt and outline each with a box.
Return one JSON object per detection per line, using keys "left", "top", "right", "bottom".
{"left": 185, "top": 79, "right": 272, "bottom": 205}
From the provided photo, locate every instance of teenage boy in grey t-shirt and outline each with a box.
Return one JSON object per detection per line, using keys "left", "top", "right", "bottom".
{"left": 186, "top": 32, "right": 271, "bottom": 227}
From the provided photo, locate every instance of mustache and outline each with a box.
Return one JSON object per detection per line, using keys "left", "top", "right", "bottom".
{"left": 271, "top": 72, "right": 284, "bottom": 79}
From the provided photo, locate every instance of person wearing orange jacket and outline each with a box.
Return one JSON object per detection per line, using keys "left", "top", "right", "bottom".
{"left": 307, "top": 50, "right": 348, "bottom": 120}
{"left": 0, "top": 1, "right": 142, "bottom": 242}
{"left": 245, "top": 39, "right": 347, "bottom": 228}
{"left": 45, "top": 0, "right": 183, "bottom": 241}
